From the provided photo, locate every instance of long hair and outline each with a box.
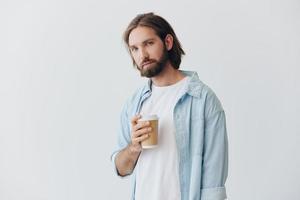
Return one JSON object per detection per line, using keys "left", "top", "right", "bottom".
{"left": 123, "top": 12, "right": 185, "bottom": 69}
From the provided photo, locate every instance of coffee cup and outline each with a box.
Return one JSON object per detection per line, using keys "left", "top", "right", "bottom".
{"left": 138, "top": 115, "right": 158, "bottom": 149}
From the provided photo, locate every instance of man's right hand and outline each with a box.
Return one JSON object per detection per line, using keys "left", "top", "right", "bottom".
{"left": 115, "top": 114, "right": 152, "bottom": 176}
{"left": 129, "top": 114, "right": 152, "bottom": 153}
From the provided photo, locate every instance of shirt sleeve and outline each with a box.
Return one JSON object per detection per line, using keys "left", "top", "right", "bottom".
{"left": 110, "top": 100, "right": 132, "bottom": 177}
{"left": 200, "top": 110, "right": 228, "bottom": 200}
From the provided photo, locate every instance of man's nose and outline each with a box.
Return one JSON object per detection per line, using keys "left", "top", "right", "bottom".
{"left": 139, "top": 48, "right": 149, "bottom": 61}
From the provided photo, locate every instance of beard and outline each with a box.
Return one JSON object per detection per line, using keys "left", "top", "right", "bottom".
{"left": 138, "top": 47, "right": 169, "bottom": 78}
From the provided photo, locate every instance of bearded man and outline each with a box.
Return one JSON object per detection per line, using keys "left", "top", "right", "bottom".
{"left": 111, "top": 12, "right": 229, "bottom": 200}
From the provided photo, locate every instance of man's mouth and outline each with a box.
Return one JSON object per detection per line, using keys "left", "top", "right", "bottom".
{"left": 142, "top": 61, "right": 155, "bottom": 68}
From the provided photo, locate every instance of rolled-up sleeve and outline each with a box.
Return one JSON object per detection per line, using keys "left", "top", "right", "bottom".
{"left": 110, "top": 101, "right": 131, "bottom": 177}
{"left": 201, "top": 110, "right": 228, "bottom": 200}
{"left": 200, "top": 187, "right": 227, "bottom": 200}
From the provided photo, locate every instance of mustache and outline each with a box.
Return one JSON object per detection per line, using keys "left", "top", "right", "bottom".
{"left": 141, "top": 59, "right": 156, "bottom": 67}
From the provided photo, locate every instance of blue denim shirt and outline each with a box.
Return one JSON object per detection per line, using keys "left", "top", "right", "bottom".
{"left": 111, "top": 70, "right": 228, "bottom": 200}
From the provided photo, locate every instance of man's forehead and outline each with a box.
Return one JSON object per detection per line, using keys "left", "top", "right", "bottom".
{"left": 128, "top": 26, "right": 159, "bottom": 46}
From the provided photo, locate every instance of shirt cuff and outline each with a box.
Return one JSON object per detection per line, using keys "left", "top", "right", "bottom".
{"left": 200, "top": 187, "right": 227, "bottom": 200}
{"left": 111, "top": 150, "right": 121, "bottom": 176}
{"left": 111, "top": 150, "right": 131, "bottom": 178}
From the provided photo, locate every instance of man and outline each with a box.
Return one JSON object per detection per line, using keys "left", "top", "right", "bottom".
{"left": 111, "top": 12, "right": 228, "bottom": 200}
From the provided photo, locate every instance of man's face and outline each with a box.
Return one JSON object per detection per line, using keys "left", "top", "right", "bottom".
{"left": 128, "top": 26, "right": 169, "bottom": 78}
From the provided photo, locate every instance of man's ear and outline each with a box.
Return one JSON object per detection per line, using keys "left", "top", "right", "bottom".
{"left": 164, "top": 34, "right": 174, "bottom": 51}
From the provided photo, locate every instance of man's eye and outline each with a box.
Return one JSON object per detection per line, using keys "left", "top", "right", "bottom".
{"left": 147, "top": 41, "right": 154, "bottom": 45}
{"left": 131, "top": 47, "right": 137, "bottom": 52}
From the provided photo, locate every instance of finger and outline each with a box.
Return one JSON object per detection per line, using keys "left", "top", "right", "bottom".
{"left": 132, "top": 127, "right": 152, "bottom": 138}
{"left": 132, "top": 133, "right": 150, "bottom": 144}
{"left": 131, "top": 114, "right": 141, "bottom": 126}
{"left": 133, "top": 121, "right": 150, "bottom": 131}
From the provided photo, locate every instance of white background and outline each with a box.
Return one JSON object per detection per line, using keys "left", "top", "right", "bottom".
{"left": 1, "top": 0, "right": 300, "bottom": 199}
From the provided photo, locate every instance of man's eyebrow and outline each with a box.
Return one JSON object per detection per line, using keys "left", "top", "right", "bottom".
{"left": 129, "top": 38, "right": 156, "bottom": 48}
{"left": 143, "top": 38, "right": 155, "bottom": 43}
{"left": 128, "top": 45, "right": 137, "bottom": 49}
{"left": 142, "top": 38, "right": 155, "bottom": 45}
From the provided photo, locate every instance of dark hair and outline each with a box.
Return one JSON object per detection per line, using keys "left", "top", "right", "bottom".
{"left": 123, "top": 12, "right": 185, "bottom": 69}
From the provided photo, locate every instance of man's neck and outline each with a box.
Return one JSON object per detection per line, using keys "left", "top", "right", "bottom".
{"left": 150, "top": 62, "right": 185, "bottom": 87}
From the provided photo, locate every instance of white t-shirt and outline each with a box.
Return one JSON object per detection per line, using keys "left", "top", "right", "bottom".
{"left": 135, "top": 77, "right": 189, "bottom": 200}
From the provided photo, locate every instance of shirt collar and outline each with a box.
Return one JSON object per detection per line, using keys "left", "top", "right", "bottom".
{"left": 142, "top": 70, "right": 204, "bottom": 98}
